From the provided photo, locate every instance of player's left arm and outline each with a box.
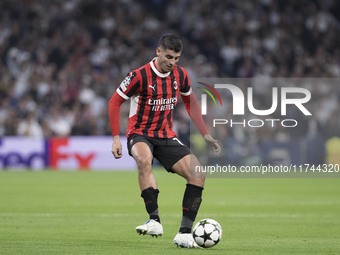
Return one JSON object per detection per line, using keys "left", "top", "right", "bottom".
{"left": 181, "top": 92, "right": 221, "bottom": 155}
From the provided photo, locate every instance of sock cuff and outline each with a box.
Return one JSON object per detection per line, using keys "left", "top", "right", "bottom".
{"left": 186, "top": 183, "right": 204, "bottom": 191}
{"left": 141, "top": 187, "right": 159, "bottom": 198}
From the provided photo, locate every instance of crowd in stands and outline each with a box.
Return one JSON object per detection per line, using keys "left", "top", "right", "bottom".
{"left": 0, "top": 0, "right": 339, "bottom": 145}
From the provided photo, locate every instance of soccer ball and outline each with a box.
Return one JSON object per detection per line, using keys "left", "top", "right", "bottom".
{"left": 192, "top": 218, "right": 222, "bottom": 248}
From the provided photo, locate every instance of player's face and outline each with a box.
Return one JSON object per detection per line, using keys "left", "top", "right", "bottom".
{"left": 156, "top": 48, "right": 181, "bottom": 73}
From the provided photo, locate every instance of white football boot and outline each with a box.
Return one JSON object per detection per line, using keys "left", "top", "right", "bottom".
{"left": 173, "top": 233, "right": 201, "bottom": 248}
{"left": 136, "top": 219, "right": 163, "bottom": 237}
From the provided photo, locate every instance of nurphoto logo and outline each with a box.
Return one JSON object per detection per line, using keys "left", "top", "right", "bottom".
{"left": 198, "top": 82, "right": 312, "bottom": 128}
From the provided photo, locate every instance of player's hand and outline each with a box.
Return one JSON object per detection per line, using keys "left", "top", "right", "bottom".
{"left": 204, "top": 134, "right": 221, "bottom": 155}
{"left": 112, "top": 135, "right": 123, "bottom": 159}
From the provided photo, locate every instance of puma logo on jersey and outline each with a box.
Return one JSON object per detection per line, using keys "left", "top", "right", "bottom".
{"left": 149, "top": 84, "right": 157, "bottom": 91}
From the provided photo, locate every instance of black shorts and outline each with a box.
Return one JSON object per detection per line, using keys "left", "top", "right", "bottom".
{"left": 127, "top": 134, "right": 192, "bottom": 172}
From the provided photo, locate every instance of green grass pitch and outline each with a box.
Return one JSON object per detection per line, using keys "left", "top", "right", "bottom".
{"left": 0, "top": 170, "right": 339, "bottom": 255}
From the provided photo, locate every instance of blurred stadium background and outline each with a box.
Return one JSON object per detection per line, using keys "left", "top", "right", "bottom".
{"left": 0, "top": 0, "right": 340, "bottom": 170}
{"left": 1, "top": 2, "right": 340, "bottom": 255}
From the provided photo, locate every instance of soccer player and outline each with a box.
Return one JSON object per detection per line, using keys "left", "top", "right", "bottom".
{"left": 108, "top": 34, "right": 221, "bottom": 248}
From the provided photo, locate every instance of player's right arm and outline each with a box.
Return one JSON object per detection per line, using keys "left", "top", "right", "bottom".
{"left": 108, "top": 93, "right": 125, "bottom": 159}
{"left": 108, "top": 71, "right": 140, "bottom": 159}
{"left": 112, "top": 135, "right": 123, "bottom": 159}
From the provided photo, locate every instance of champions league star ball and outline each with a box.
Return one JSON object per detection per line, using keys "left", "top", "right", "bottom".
{"left": 192, "top": 218, "right": 222, "bottom": 248}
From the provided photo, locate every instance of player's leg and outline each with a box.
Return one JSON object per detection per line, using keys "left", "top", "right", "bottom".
{"left": 130, "top": 141, "right": 161, "bottom": 222}
{"left": 171, "top": 154, "right": 205, "bottom": 233}
{"left": 171, "top": 154, "right": 205, "bottom": 186}
{"left": 153, "top": 137, "right": 204, "bottom": 247}
{"left": 130, "top": 141, "right": 157, "bottom": 191}
{"left": 128, "top": 136, "right": 163, "bottom": 236}
{"left": 171, "top": 154, "right": 204, "bottom": 248}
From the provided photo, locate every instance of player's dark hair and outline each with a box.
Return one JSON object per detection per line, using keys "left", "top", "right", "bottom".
{"left": 159, "top": 34, "right": 183, "bottom": 53}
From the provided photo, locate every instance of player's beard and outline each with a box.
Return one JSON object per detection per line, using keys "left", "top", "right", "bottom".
{"left": 156, "top": 58, "right": 174, "bottom": 73}
{"left": 165, "top": 65, "right": 173, "bottom": 72}
{"left": 162, "top": 61, "right": 174, "bottom": 72}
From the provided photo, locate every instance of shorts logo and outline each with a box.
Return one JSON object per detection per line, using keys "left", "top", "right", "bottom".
{"left": 129, "top": 139, "right": 134, "bottom": 145}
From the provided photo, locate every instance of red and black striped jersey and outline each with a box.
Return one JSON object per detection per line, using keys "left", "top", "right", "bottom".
{"left": 116, "top": 58, "right": 192, "bottom": 138}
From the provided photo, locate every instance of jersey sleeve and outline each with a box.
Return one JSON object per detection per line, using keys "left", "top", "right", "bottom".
{"left": 108, "top": 92, "right": 126, "bottom": 136}
{"left": 116, "top": 71, "right": 140, "bottom": 100}
{"left": 179, "top": 67, "right": 192, "bottom": 96}
{"left": 181, "top": 93, "right": 209, "bottom": 136}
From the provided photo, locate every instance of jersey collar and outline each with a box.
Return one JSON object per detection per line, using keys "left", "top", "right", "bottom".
{"left": 150, "top": 58, "right": 171, "bottom": 78}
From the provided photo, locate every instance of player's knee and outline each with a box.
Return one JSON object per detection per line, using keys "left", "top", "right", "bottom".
{"left": 185, "top": 168, "right": 206, "bottom": 186}
{"left": 134, "top": 155, "right": 153, "bottom": 169}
